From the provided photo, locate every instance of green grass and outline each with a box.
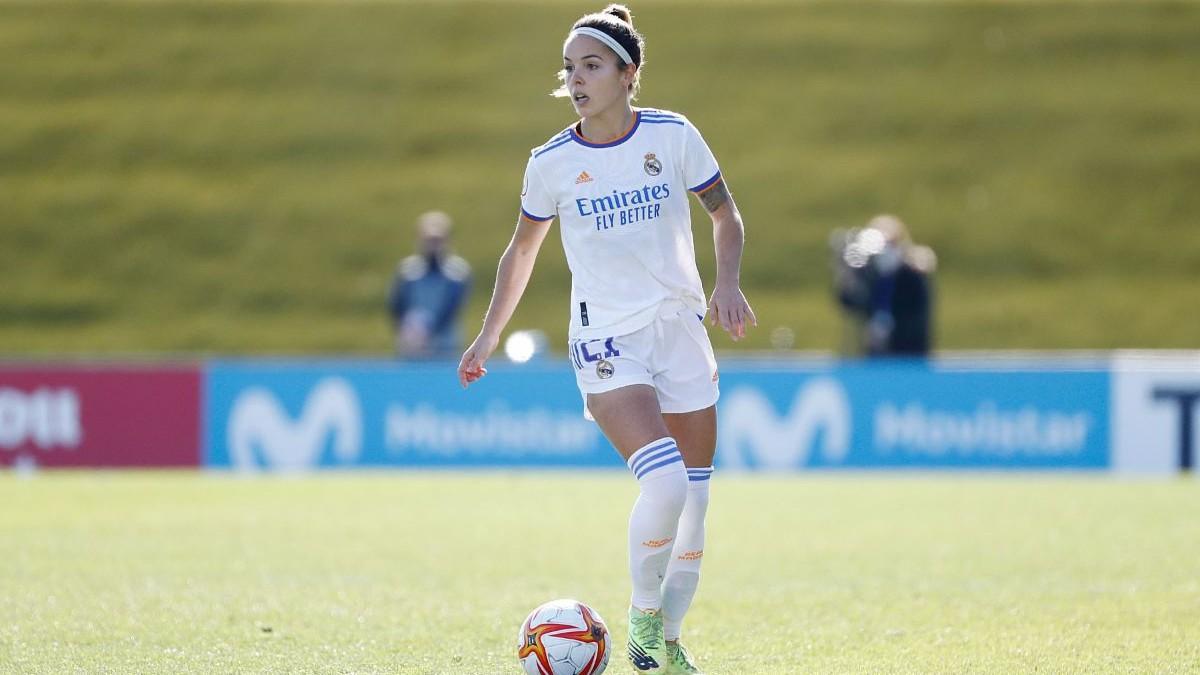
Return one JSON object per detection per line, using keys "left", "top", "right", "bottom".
{"left": 2, "top": 1, "right": 1200, "bottom": 353}
{"left": 1, "top": 471, "right": 1198, "bottom": 673}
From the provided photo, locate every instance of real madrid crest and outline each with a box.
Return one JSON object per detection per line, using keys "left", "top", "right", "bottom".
{"left": 596, "top": 359, "right": 615, "bottom": 379}
{"left": 643, "top": 152, "right": 662, "bottom": 176}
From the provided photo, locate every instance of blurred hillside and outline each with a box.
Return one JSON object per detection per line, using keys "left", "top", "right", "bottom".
{"left": 2, "top": 0, "right": 1198, "bottom": 354}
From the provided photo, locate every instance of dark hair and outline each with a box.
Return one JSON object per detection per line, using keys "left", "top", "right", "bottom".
{"left": 552, "top": 3, "right": 648, "bottom": 99}
{"left": 572, "top": 4, "right": 644, "bottom": 68}
{"left": 558, "top": 4, "right": 645, "bottom": 98}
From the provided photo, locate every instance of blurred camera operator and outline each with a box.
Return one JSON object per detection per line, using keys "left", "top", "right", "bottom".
{"left": 831, "top": 214, "right": 936, "bottom": 357}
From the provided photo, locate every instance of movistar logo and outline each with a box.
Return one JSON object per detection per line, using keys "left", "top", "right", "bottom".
{"left": 719, "top": 378, "right": 852, "bottom": 469}
{"left": 575, "top": 183, "right": 670, "bottom": 216}
{"left": 228, "top": 378, "right": 362, "bottom": 471}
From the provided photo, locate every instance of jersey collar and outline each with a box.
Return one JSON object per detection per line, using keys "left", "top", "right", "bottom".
{"left": 571, "top": 111, "right": 641, "bottom": 149}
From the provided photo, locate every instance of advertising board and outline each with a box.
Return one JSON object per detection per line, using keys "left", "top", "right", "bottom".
{"left": 205, "top": 361, "right": 613, "bottom": 470}
{"left": 718, "top": 361, "right": 1110, "bottom": 470}
{"left": 207, "top": 359, "right": 1111, "bottom": 472}
{"left": 0, "top": 365, "right": 201, "bottom": 467}
{"left": 1110, "top": 353, "right": 1200, "bottom": 473}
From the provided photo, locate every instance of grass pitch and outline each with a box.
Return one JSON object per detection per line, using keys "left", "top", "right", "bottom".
{"left": 1, "top": 471, "right": 1197, "bottom": 673}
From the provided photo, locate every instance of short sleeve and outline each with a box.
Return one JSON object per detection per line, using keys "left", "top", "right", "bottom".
{"left": 683, "top": 119, "right": 722, "bottom": 193}
{"left": 520, "top": 156, "right": 557, "bottom": 223}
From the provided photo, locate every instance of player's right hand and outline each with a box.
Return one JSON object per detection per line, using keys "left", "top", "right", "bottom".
{"left": 457, "top": 332, "right": 499, "bottom": 389}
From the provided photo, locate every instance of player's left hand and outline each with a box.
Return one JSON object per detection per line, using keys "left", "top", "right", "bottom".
{"left": 708, "top": 285, "right": 757, "bottom": 341}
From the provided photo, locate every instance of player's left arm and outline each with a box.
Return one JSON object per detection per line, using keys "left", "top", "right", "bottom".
{"left": 696, "top": 179, "right": 757, "bottom": 341}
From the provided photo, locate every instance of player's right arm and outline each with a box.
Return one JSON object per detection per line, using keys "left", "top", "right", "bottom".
{"left": 457, "top": 214, "right": 553, "bottom": 388}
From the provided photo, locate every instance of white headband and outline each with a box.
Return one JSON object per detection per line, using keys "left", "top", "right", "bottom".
{"left": 569, "top": 27, "right": 635, "bottom": 66}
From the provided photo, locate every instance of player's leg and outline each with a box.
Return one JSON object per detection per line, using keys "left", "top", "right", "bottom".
{"left": 586, "top": 384, "right": 671, "bottom": 460}
{"left": 664, "top": 405, "right": 716, "bottom": 467}
{"left": 587, "top": 384, "right": 687, "bottom": 606}
{"left": 660, "top": 406, "right": 714, "bottom": 673}
{"left": 650, "top": 309, "right": 719, "bottom": 673}
{"left": 587, "top": 384, "right": 686, "bottom": 672}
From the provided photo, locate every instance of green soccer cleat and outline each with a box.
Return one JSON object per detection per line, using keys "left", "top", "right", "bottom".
{"left": 665, "top": 640, "right": 703, "bottom": 674}
{"left": 627, "top": 606, "right": 669, "bottom": 672}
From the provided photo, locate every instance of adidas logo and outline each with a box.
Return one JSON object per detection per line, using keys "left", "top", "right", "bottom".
{"left": 575, "top": 171, "right": 594, "bottom": 184}
{"left": 628, "top": 643, "right": 659, "bottom": 671}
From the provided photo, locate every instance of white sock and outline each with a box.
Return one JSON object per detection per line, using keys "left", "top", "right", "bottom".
{"left": 662, "top": 466, "right": 712, "bottom": 641}
{"left": 626, "top": 437, "right": 688, "bottom": 611}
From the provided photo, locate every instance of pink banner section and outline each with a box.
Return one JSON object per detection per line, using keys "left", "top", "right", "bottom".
{"left": 0, "top": 365, "right": 201, "bottom": 468}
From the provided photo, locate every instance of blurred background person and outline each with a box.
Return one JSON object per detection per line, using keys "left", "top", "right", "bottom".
{"left": 832, "top": 214, "right": 936, "bottom": 357}
{"left": 388, "top": 211, "right": 472, "bottom": 359}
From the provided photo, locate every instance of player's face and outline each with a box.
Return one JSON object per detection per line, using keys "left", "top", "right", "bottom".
{"left": 562, "top": 35, "right": 632, "bottom": 118}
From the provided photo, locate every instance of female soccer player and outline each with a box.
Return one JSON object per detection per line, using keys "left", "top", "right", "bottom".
{"left": 457, "top": 5, "right": 754, "bottom": 673}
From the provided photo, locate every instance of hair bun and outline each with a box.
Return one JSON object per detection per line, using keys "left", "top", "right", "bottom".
{"left": 603, "top": 3, "right": 633, "bottom": 26}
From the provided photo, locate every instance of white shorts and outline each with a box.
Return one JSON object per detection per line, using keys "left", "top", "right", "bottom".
{"left": 568, "top": 303, "right": 720, "bottom": 418}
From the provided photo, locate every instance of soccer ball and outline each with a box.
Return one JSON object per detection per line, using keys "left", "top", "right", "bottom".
{"left": 517, "top": 598, "right": 611, "bottom": 675}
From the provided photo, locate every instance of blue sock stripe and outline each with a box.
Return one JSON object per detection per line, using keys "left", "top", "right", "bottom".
{"left": 630, "top": 445, "right": 679, "bottom": 476}
{"left": 687, "top": 472, "right": 712, "bottom": 482}
{"left": 628, "top": 439, "right": 676, "bottom": 458}
{"left": 627, "top": 439, "right": 676, "bottom": 471}
{"left": 635, "top": 454, "right": 684, "bottom": 480}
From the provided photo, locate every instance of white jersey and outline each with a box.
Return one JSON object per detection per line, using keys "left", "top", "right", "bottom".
{"left": 520, "top": 108, "right": 722, "bottom": 340}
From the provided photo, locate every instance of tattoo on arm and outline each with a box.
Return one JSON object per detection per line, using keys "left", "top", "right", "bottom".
{"left": 698, "top": 180, "right": 731, "bottom": 213}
